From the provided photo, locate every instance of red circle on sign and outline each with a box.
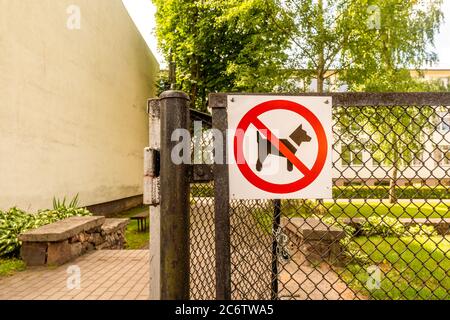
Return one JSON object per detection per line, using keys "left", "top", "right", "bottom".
{"left": 233, "top": 100, "right": 328, "bottom": 194}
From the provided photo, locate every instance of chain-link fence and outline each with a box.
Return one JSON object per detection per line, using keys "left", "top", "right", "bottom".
{"left": 189, "top": 109, "right": 216, "bottom": 299}
{"left": 191, "top": 93, "right": 450, "bottom": 300}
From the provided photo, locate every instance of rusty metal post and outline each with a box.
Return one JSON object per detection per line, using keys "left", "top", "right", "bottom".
{"left": 271, "top": 199, "right": 281, "bottom": 300}
{"left": 159, "top": 90, "right": 190, "bottom": 300}
{"left": 210, "top": 93, "right": 232, "bottom": 300}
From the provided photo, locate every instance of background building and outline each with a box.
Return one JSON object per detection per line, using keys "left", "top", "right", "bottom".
{"left": 0, "top": 0, "right": 159, "bottom": 213}
{"left": 333, "top": 106, "right": 450, "bottom": 187}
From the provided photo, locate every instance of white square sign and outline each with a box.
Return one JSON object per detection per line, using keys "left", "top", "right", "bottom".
{"left": 227, "top": 95, "right": 332, "bottom": 199}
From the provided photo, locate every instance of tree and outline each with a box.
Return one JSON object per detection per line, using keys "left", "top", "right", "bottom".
{"left": 272, "top": 0, "right": 443, "bottom": 93}
{"left": 347, "top": 0, "right": 443, "bottom": 203}
{"left": 342, "top": 0, "right": 444, "bottom": 91}
{"left": 337, "top": 103, "right": 435, "bottom": 203}
{"left": 152, "top": 0, "right": 290, "bottom": 111}
{"left": 336, "top": 70, "right": 447, "bottom": 203}
{"left": 271, "top": 0, "right": 372, "bottom": 93}
{"left": 357, "top": 75, "right": 447, "bottom": 203}
{"left": 266, "top": 0, "right": 443, "bottom": 204}
{"left": 288, "top": 0, "right": 445, "bottom": 203}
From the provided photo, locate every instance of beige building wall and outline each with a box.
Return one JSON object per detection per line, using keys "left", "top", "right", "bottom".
{"left": 410, "top": 69, "right": 450, "bottom": 87}
{"left": 0, "top": 0, "right": 159, "bottom": 211}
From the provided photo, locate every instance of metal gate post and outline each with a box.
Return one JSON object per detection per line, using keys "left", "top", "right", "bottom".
{"left": 159, "top": 90, "right": 190, "bottom": 300}
{"left": 210, "top": 93, "right": 232, "bottom": 300}
{"left": 271, "top": 199, "right": 281, "bottom": 300}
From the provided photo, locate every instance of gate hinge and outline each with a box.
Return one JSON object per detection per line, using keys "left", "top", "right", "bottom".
{"left": 144, "top": 147, "right": 160, "bottom": 206}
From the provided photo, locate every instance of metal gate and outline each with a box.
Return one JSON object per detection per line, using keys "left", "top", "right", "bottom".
{"left": 149, "top": 91, "right": 450, "bottom": 300}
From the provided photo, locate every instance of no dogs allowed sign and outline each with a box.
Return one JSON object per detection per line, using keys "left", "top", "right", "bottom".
{"left": 227, "top": 95, "right": 332, "bottom": 199}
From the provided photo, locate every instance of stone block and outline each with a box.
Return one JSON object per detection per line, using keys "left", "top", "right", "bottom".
{"left": 101, "top": 218, "right": 129, "bottom": 235}
{"left": 435, "top": 223, "right": 450, "bottom": 235}
{"left": 69, "top": 235, "right": 78, "bottom": 243}
{"left": 82, "top": 242, "right": 94, "bottom": 253}
{"left": 70, "top": 242, "right": 82, "bottom": 258}
{"left": 281, "top": 217, "right": 346, "bottom": 266}
{"left": 19, "top": 216, "right": 105, "bottom": 242}
{"left": 78, "top": 232, "right": 86, "bottom": 243}
{"left": 21, "top": 242, "right": 47, "bottom": 266}
{"left": 47, "top": 240, "right": 72, "bottom": 265}
{"left": 91, "top": 233, "right": 104, "bottom": 245}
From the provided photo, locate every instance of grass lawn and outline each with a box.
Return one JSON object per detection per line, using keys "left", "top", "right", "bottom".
{"left": 114, "top": 205, "right": 149, "bottom": 250}
{"left": 253, "top": 199, "right": 450, "bottom": 234}
{"left": 0, "top": 258, "right": 26, "bottom": 277}
{"left": 336, "top": 235, "right": 450, "bottom": 300}
{"left": 282, "top": 199, "right": 450, "bottom": 219}
{"left": 252, "top": 200, "right": 450, "bottom": 299}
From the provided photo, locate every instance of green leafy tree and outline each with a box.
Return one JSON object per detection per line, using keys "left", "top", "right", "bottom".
{"left": 272, "top": 0, "right": 443, "bottom": 93}
{"left": 353, "top": 73, "right": 447, "bottom": 203}
{"left": 342, "top": 0, "right": 444, "bottom": 91}
{"left": 288, "top": 0, "right": 445, "bottom": 203}
{"left": 153, "top": 0, "right": 290, "bottom": 111}
{"left": 337, "top": 104, "right": 435, "bottom": 203}
{"left": 346, "top": 0, "right": 444, "bottom": 203}
{"left": 272, "top": 0, "right": 372, "bottom": 93}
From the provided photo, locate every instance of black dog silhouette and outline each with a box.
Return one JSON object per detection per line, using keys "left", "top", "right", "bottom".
{"left": 256, "top": 124, "right": 311, "bottom": 172}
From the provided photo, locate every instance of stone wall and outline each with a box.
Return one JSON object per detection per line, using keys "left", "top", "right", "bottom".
{"left": 282, "top": 218, "right": 346, "bottom": 267}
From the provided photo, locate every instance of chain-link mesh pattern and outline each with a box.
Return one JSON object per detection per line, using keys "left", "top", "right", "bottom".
{"left": 190, "top": 182, "right": 216, "bottom": 299}
{"left": 230, "top": 199, "right": 273, "bottom": 299}
{"left": 189, "top": 112, "right": 216, "bottom": 300}
{"left": 229, "top": 103, "right": 450, "bottom": 300}
{"left": 190, "top": 99, "right": 450, "bottom": 300}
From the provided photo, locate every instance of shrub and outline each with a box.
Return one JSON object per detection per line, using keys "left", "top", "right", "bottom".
{"left": 0, "top": 196, "right": 91, "bottom": 257}
{"left": 322, "top": 216, "right": 370, "bottom": 264}
{"left": 191, "top": 183, "right": 450, "bottom": 199}
{"left": 0, "top": 208, "right": 36, "bottom": 257}
{"left": 193, "top": 184, "right": 450, "bottom": 199}
{"left": 360, "top": 216, "right": 405, "bottom": 237}
{"left": 332, "top": 185, "right": 450, "bottom": 199}
{"left": 406, "top": 224, "right": 437, "bottom": 237}
{"left": 191, "top": 183, "right": 215, "bottom": 197}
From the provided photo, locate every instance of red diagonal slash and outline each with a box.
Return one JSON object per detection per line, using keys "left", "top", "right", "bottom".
{"left": 251, "top": 117, "right": 311, "bottom": 176}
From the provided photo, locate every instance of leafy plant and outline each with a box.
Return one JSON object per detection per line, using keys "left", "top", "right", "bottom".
{"left": 406, "top": 225, "right": 437, "bottom": 237}
{"left": 361, "top": 216, "right": 405, "bottom": 237}
{"left": 0, "top": 195, "right": 91, "bottom": 257}
{"left": 53, "top": 194, "right": 80, "bottom": 210}
{"left": 0, "top": 208, "right": 36, "bottom": 256}
{"left": 322, "top": 215, "right": 370, "bottom": 264}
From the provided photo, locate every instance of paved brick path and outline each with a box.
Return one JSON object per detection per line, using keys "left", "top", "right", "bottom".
{"left": 0, "top": 250, "right": 149, "bottom": 300}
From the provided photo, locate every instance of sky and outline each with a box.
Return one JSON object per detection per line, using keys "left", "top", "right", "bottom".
{"left": 123, "top": 0, "right": 450, "bottom": 69}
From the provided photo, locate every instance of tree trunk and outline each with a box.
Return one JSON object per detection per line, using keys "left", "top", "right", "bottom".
{"left": 389, "top": 165, "right": 398, "bottom": 203}
{"left": 315, "top": 0, "right": 325, "bottom": 209}
{"left": 316, "top": 0, "right": 325, "bottom": 94}
{"left": 189, "top": 56, "right": 200, "bottom": 109}
{"left": 317, "top": 75, "right": 324, "bottom": 93}
{"left": 389, "top": 139, "right": 399, "bottom": 204}
{"left": 168, "top": 49, "right": 177, "bottom": 90}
